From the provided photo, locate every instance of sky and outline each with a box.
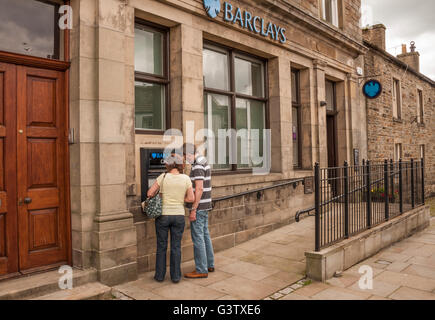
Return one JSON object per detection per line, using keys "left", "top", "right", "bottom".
{"left": 361, "top": 0, "right": 435, "bottom": 80}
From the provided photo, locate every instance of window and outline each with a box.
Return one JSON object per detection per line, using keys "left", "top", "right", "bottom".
{"left": 321, "top": 0, "right": 339, "bottom": 27}
{"left": 325, "top": 80, "right": 336, "bottom": 112}
{"left": 417, "top": 89, "right": 424, "bottom": 124}
{"left": 203, "top": 43, "right": 267, "bottom": 171}
{"left": 392, "top": 78, "right": 402, "bottom": 119}
{"left": 394, "top": 143, "right": 402, "bottom": 161}
{"left": 134, "top": 22, "right": 168, "bottom": 132}
{"left": 420, "top": 145, "right": 425, "bottom": 160}
{"left": 0, "top": 0, "right": 61, "bottom": 59}
{"left": 292, "top": 70, "right": 301, "bottom": 168}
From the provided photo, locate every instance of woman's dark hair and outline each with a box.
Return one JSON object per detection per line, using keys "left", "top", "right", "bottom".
{"left": 164, "top": 154, "right": 184, "bottom": 173}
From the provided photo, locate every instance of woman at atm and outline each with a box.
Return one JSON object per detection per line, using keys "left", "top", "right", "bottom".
{"left": 147, "top": 153, "right": 195, "bottom": 283}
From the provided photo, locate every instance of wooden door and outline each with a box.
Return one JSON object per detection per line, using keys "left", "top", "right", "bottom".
{"left": 0, "top": 63, "right": 18, "bottom": 277}
{"left": 16, "top": 66, "right": 69, "bottom": 272}
{"left": 326, "top": 115, "right": 337, "bottom": 168}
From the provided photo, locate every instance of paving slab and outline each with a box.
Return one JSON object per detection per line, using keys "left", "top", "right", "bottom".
{"left": 375, "top": 270, "right": 435, "bottom": 292}
{"left": 311, "top": 287, "right": 372, "bottom": 300}
{"left": 218, "top": 261, "right": 280, "bottom": 281}
{"left": 402, "top": 264, "right": 435, "bottom": 280}
{"left": 326, "top": 274, "right": 359, "bottom": 288}
{"left": 347, "top": 279, "right": 400, "bottom": 298}
{"left": 388, "top": 286, "right": 435, "bottom": 300}
{"left": 280, "top": 293, "right": 311, "bottom": 300}
{"left": 152, "top": 281, "right": 226, "bottom": 300}
{"left": 208, "top": 275, "right": 277, "bottom": 300}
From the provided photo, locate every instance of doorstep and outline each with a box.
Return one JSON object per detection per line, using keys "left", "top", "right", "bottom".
{"left": 0, "top": 267, "right": 98, "bottom": 300}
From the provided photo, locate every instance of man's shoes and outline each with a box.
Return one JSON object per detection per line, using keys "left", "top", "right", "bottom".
{"left": 208, "top": 267, "right": 215, "bottom": 272}
{"left": 184, "top": 271, "right": 208, "bottom": 279}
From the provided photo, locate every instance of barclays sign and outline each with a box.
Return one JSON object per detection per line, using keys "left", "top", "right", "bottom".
{"left": 203, "top": 0, "right": 286, "bottom": 44}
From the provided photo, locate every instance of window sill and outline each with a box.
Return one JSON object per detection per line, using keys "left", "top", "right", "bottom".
{"left": 135, "top": 129, "right": 166, "bottom": 135}
{"left": 392, "top": 118, "right": 403, "bottom": 123}
{"left": 417, "top": 122, "right": 425, "bottom": 128}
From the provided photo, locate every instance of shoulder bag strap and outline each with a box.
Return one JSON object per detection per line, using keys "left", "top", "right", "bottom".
{"left": 160, "top": 173, "right": 167, "bottom": 195}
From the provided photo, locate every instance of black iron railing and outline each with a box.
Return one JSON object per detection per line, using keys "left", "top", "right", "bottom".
{"left": 313, "top": 159, "right": 425, "bottom": 251}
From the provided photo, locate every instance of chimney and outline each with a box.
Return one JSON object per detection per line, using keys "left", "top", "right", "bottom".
{"left": 397, "top": 42, "right": 420, "bottom": 72}
{"left": 362, "top": 24, "right": 386, "bottom": 50}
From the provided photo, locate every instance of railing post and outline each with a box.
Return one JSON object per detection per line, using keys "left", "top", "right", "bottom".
{"left": 411, "top": 159, "right": 415, "bottom": 208}
{"left": 366, "top": 160, "right": 372, "bottom": 228}
{"left": 344, "top": 161, "right": 349, "bottom": 239}
{"left": 314, "top": 163, "right": 321, "bottom": 252}
{"left": 421, "top": 158, "right": 425, "bottom": 205}
{"left": 399, "top": 159, "right": 403, "bottom": 214}
{"left": 390, "top": 159, "right": 394, "bottom": 200}
{"left": 384, "top": 160, "right": 389, "bottom": 221}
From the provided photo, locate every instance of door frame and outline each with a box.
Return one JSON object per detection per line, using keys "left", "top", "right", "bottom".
{"left": 0, "top": 0, "right": 72, "bottom": 278}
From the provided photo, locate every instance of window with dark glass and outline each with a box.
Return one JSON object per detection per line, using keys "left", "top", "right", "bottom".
{"left": 0, "top": 0, "right": 61, "bottom": 59}
{"left": 417, "top": 89, "right": 424, "bottom": 124}
{"left": 392, "top": 78, "right": 402, "bottom": 119}
{"left": 134, "top": 22, "right": 168, "bottom": 132}
{"left": 325, "top": 80, "right": 336, "bottom": 112}
{"left": 203, "top": 43, "right": 267, "bottom": 171}
{"left": 292, "top": 70, "right": 302, "bottom": 168}
{"left": 394, "top": 143, "right": 402, "bottom": 161}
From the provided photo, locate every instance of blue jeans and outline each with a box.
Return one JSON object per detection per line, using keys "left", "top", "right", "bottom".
{"left": 190, "top": 210, "right": 214, "bottom": 274}
{"left": 154, "top": 215, "right": 185, "bottom": 282}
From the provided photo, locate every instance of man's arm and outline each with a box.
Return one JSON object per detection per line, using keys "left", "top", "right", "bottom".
{"left": 189, "top": 179, "right": 203, "bottom": 222}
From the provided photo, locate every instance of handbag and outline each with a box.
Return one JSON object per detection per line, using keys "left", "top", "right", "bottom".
{"left": 142, "top": 173, "right": 166, "bottom": 219}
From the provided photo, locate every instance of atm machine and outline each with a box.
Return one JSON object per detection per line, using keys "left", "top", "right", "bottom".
{"left": 140, "top": 148, "right": 170, "bottom": 202}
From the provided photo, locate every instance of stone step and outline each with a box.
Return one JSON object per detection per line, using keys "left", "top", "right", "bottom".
{"left": 33, "top": 282, "right": 112, "bottom": 300}
{"left": 0, "top": 268, "right": 97, "bottom": 300}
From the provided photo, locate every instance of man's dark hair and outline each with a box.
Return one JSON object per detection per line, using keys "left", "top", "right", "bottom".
{"left": 182, "top": 143, "right": 196, "bottom": 156}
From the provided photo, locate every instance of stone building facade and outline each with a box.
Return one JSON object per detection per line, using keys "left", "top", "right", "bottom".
{"left": 0, "top": 0, "right": 369, "bottom": 286}
{"left": 363, "top": 25, "right": 435, "bottom": 197}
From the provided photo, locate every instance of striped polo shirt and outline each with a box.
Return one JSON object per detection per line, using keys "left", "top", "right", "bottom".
{"left": 188, "top": 155, "right": 212, "bottom": 211}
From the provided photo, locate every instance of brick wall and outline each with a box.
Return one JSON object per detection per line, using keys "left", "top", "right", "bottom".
{"left": 364, "top": 49, "right": 435, "bottom": 197}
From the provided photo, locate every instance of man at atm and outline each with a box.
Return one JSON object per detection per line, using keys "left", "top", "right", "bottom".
{"left": 182, "top": 143, "right": 215, "bottom": 279}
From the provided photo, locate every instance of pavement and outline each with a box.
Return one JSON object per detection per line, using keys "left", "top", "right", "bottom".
{"left": 112, "top": 215, "right": 314, "bottom": 300}
{"left": 113, "top": 201, "right": 435, "bottom": 300}
{"left": 267, "top": 217, "right": 435, "bottom": 300}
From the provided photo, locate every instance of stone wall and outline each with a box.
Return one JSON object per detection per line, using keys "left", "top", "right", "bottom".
{"left": 133, "top": 179, "right": 314, "bottom": 273}
{"left": 364, "top": 46, "right": 435, "bottom": 197}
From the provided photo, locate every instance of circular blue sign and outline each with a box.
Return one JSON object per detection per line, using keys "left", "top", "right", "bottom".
{"left": 363, "top": 80, "right": 382, "bottom": 99}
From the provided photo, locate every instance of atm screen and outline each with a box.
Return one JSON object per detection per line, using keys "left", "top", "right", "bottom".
{"left": 149, "top": 151, "right": 169, "bottom": 169}
{"left": 140, "top": 148, "right": 171, "bottom": 201}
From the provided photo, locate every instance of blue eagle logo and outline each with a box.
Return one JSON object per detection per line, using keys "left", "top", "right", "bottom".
{"left": 203, "top": 0, "right": 220, "bottom": 18}
{"left": 363, "top": 80, "right": 382, "bottom": 99}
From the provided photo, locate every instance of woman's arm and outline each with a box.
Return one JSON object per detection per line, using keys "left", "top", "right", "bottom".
{"left": 184, "top": 186, "right": 194, "bottom": 203}
{"left": 147, "top": 180, "right": 160, "bottom": 198}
